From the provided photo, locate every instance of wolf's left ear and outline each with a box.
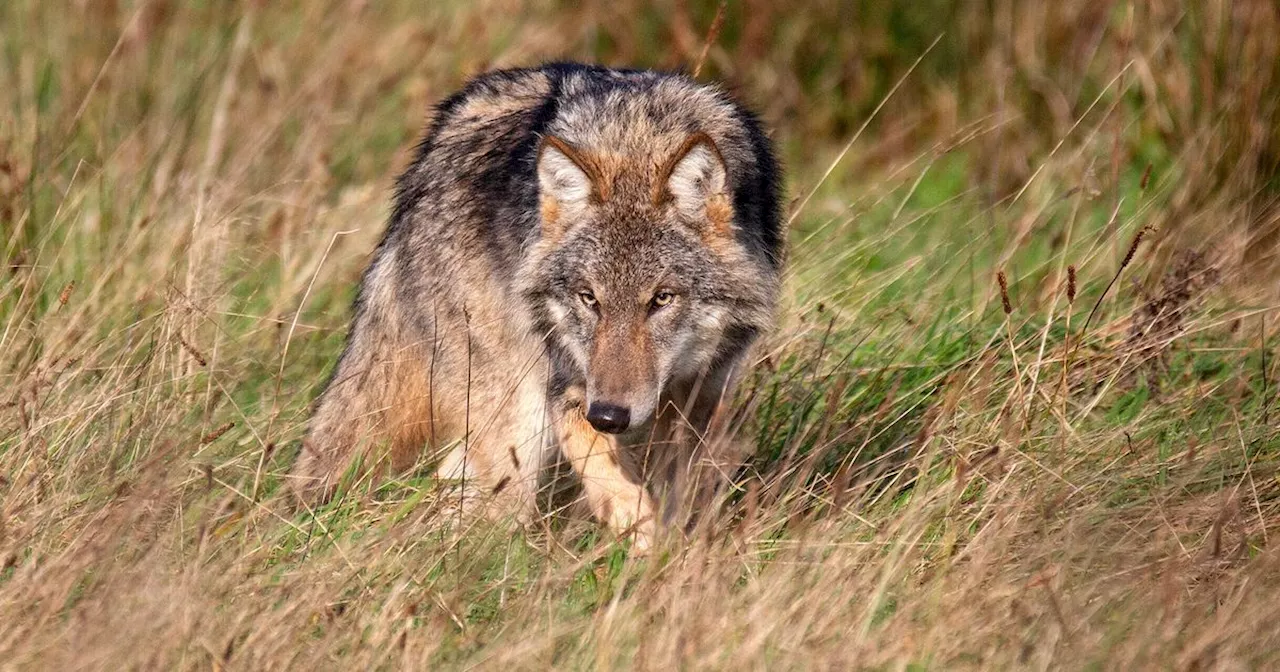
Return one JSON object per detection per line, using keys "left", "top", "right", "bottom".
{"left": 658, "top": 132, "right": 732, "bottom": 231}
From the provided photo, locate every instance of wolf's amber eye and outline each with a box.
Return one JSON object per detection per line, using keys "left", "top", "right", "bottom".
{"left": 651, "top": 290, "right": 675, "bottom": 308}
{"left": 578, "top": 290, "right": 598, "bottom": 308}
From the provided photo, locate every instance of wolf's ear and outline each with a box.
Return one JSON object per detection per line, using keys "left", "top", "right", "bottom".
{"left": 658, "top": 132, "right": 732, "bottom": 232}
{"left": 538, "top": 136, "right": 601, "bottom": 233}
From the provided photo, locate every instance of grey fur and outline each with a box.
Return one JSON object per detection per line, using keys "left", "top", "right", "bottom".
{"left": 290, "top": 63, "right": 784, "bottom": 549}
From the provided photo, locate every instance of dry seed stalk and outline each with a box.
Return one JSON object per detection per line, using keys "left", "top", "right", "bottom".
{"left": 997, "top": 272, "right": 1026, "bottom": 419}
{"left": 200, "top": 421, "right": 235, "bottom": 445}
{"left": 1119, "top": 225, "right": 1148, "bottom": 271}
{"left": 1077, "top": 225, "right": 1153, "bottom": 352}
{"left": 1060, "top": 265, "right": 1078, "bottom": 410}
{"left": 177, "top": 334, "right": 208, "bottom": 367}
{"left": 997, "top": 271, "right": 1012, "bottom": 315}
{"left": 692, "top": 1, "right": 728, "bottom": 79}
{"left": 57, "top": 281, "right": 75, "bottom": 306}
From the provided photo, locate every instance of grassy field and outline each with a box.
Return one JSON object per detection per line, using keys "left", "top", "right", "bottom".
{"left": 3, "top": 1, "right": 1280, "bottom": 668}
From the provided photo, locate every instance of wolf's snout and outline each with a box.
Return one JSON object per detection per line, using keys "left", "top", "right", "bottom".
{"left": 585, "top": 403, "right": 631, "bottom": 434}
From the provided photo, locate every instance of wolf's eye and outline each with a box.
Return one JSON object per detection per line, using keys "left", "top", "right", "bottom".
{"left": 651, "top": 290, "right": 676, "bottom": 309}
{"left": 578, "top": 290, "right": 598, "bottom": 308}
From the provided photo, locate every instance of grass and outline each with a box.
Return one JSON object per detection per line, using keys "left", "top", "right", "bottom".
{"left": 3, "top": 0, "right": 1280, "bottom": 668}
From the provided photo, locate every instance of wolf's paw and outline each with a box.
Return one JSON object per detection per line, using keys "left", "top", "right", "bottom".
{"left": 605, "top": 492, "right": 658, "bottom": 554}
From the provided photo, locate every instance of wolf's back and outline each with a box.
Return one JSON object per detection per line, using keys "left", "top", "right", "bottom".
{"left": 384, "top": 63, "right": 783, "bottom": 278}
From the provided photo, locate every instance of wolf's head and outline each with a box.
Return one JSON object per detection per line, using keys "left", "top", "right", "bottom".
{"left": 517, "top": 132, "right": 777, "bottom": 434}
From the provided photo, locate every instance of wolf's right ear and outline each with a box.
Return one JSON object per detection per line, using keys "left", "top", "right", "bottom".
{"left": 656, "top": 132, "right": 733, "bottom": 235}
{"left": 538, "top": 136, "right": 601, "bottom": 235}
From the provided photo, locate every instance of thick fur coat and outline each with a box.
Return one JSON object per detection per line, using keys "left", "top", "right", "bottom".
{"left": 291, "top": 63, "right": 783, "bottom": 548}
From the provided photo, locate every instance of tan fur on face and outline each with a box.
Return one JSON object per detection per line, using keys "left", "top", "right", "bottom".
{"left": 540, "top": 194, "right": 561, "bottom": 232}
{"left": 705, "top": 192, "right": 735, "bottom": 236}
{"left": 589, "top": 318, "right": 656, "bottom": 409}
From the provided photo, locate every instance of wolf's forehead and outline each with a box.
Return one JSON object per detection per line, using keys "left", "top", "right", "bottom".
{"left": 578, "top": 225, "right": 701, "bottom": 276}
{"left": 552, "top": 83, "right": 731, "bottom": 155}
{"left": 548, "top": 84, "right": 746, "bottom": 208}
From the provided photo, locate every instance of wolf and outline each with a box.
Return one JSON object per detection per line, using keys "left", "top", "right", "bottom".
{"left": 289, "top": 62, "right": 783, "bottom": 549}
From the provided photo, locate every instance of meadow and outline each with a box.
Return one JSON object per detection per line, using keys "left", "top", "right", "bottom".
{"left": 3, "top": 1, "right": 1280, "bottom": 668}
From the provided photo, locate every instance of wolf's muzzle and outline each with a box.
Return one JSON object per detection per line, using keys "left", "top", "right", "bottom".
{"left": 585, "top": 402, "right": 631, "bottom": 434}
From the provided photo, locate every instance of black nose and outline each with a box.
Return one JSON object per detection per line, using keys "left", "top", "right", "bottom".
{"left": 585, "top": 403, "right": 631, "bottom": 434}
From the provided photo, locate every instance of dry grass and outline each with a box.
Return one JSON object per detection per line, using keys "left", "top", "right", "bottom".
{"left": 3, "top": 1, "right": 1280, "bottom": 669}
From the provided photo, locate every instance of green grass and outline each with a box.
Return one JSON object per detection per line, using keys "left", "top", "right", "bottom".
{"left": 3, "top": 0, "right": 1280, "bottom": 669}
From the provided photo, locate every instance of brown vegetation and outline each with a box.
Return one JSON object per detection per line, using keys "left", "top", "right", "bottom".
{"left": 2, "top": 0, "right": 1280, "bottom": 668}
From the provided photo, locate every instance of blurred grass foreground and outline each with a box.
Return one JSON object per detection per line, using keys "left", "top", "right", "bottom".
{"left": 3, "top": 0, "right": 1280, "bottom": 668}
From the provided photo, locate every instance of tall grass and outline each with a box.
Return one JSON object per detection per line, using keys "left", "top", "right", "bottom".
{"left": 2, "top": 0, "right": 1280, "bottom": 668}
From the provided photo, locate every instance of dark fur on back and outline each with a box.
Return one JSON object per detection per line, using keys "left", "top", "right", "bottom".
{"left": 390, "top": 63, "right": 781, "bottom": 278}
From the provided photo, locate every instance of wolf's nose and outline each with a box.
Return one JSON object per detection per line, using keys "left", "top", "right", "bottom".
{"left": 585, "top": 403, "right": 631, "bottom": 434}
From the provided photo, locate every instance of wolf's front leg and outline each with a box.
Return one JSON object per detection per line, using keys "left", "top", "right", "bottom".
{"left": 556, "top": 405, "right": 658, "bottom": 550}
